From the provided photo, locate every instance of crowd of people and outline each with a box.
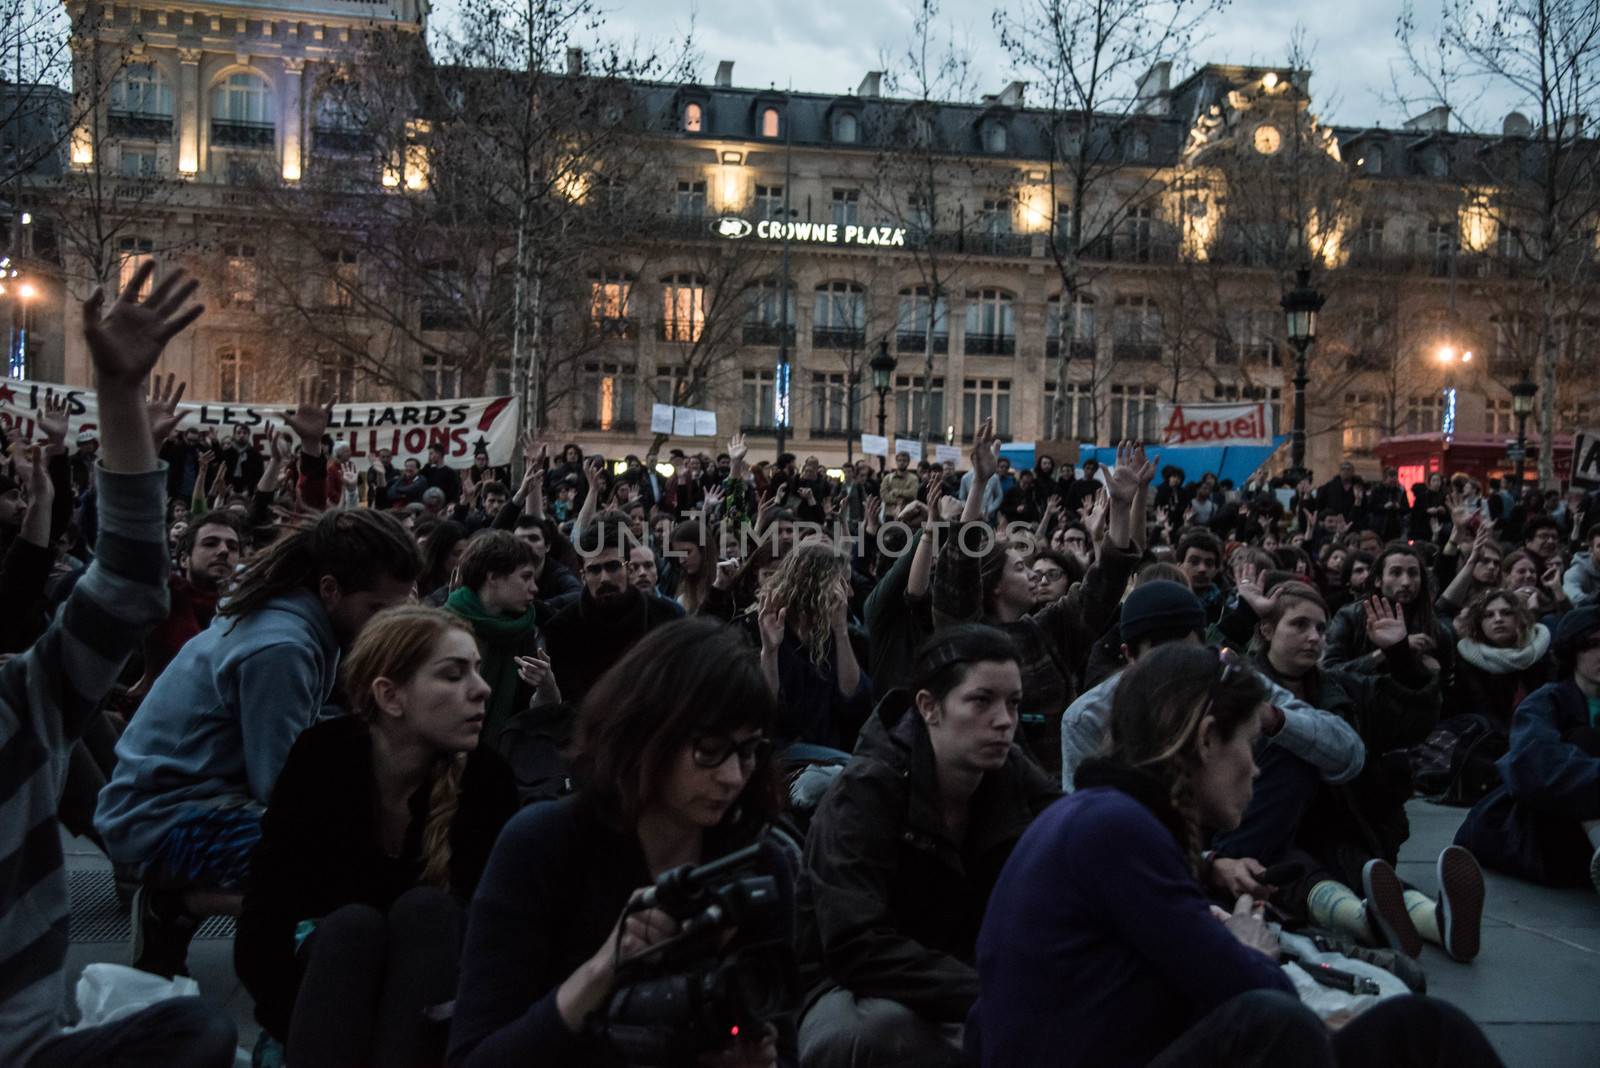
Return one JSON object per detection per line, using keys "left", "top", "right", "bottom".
{"left": 3, "top": 262, "right": 1598, "bottom": 1067}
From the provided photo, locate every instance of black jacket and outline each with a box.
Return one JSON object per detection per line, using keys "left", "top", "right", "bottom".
{"left": 795, "top": 693, "right": 1059, "bottom": 1022}
{"left": 235, "top": 716, "right": 519, "bottom": 1041}
{"left": 1323, "top": 597, "right": 1457, "bottom": 689}
{"left": 1447, "top": 646, "right": 1556, "bottom": 728}
{"left": 543, "top": 585, "right": 680, "bottom": 703}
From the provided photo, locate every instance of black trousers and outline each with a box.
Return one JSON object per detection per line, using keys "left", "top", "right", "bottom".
{"left": 29, "top": 997, "right": 236, "bottom": 1068}
{"left": 1150, "top": 990, "right": 1504, "bottom": 1068}
{"left": 286, "top": 886, "right": 463, "bottom": 1068}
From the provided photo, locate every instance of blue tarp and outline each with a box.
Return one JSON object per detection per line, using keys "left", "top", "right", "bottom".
{"left": 1075, "top": 437, "right": 1288, "bottom": 487}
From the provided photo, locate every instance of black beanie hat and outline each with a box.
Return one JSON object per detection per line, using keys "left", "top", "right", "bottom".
{"left": 1554, "top": 605, "right": 1600, "bottom": 656}
{"left": 1120, "top": 580, "right": 1207, "bottom": 646}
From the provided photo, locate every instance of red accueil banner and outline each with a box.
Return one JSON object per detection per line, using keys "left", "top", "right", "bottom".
{"left": 1157, "top": 402, "right": 1274, "bottom": 446}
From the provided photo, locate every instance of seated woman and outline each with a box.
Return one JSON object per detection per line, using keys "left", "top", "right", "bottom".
{"left": 795, "top": 625, "right": 1058, "bottom": 1068}
{"left": 235, "top": 606, "right": 520, "bottom": 1068}
{"left": 1246, "top": 584, "right": 1482, "bottom": 964}
{"left": 1449, "top": 589, "right": 1555, "bottom": 727}
{"left": 447, "top": 618, "right": 794, "bottom": 1068}
{"left": 1457, "top": 605, "right": 1600, "bottom": 895}
{"left": 969, "top": 641, "right": 1504, "bottom": 1068}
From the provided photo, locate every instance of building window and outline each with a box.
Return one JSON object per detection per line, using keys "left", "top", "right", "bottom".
{"left": 1356, "top": 217, "right": 1385, "bottom": 257}
{"left": 1427, "top": 220, "right": 1456, "bottom": 276}
{"left": 112, "top": 61, "right": 174, "bottom": 117}
{"left": 831, "top": 188, "right": 860, "bottom": 227}
{"left": 895, "top": 374, "right": 945, "bottom": 437}
{"left": 813, "top": 281, "right": 865, "bottom": 348}
{"left": 675, "top": 180, "right": 706, "bottom": 218}
{"left": 223, "top": 241, "right": 257, "bottom": 308}
{"left": 1127, "top": 130, "right": 1152, "bottom": 162}
{"left": 810, "top": 372, "right": 857, "bottom": 436}
{"left": 1054, "top": 202, "right": 1073, "bottom": 246}
{"left": 1406, "top": 394, "right": 1445, "bottom": 434}
{"left": 321, "top": 248, "right": 358, "bottom": 309}
{"left": 1045, "top": 293, "right": 1096, "bottom": 359}
{"left": 660, "top": 273, "right": 706, "bottom": 343}
{"left": 980, "top": 198, "right": 1013, "bottom": 235}
{"left": 742, "top": 370, "right": 776, "bottom": 430}
{"left": 761, "top": 107, "right": 780, "bottom": 138}
{"left": 905, "top": 193, "right": 933, "bottom": 235}
{"left": 1365, "top": 145, "right": 1385, "bottom": 174}
{"left": 1497, "top": 226, "right": 1522, "bottom": 263}
{"left": 654, "top": 364, "right": 690, "bottom": 407}
{"left": 964, "top": 289, "right": 1015, "bottom": 355}
{"left": 422, "top": 354, "right": 459, "bottom": 400}
{"left": 755, "top": 183, "right": 786, "bottom": 221}
{"left": 1118, "top": 206, "right": 1154, "bottom": 261}
{"left": 488, "top": 360, "right": 512, "bottom": 397}
{"left": 1485, "top": 397, "right": 1514, "bottom": 435}
{"left": 120, "top": 147, "right": 158, "bottom": 177}
{"left": 962, "top": 378, "right": 1011, "bottom": 440}
{"left": 982, "top": 121, "right": 1007, "bottom": 154}
{"left": 1220, "top": 309, "right": 1278, "bottom": 364}
{"left": 210, "top": 71, "right": 274, "bottom": 144}
{"left": 833, "top": 112, "right": 858, "bottom": 143}
{"left": 1109, "top": 384, "right": 1159, "bottom": 441}
{"left": 896, "top": 286, "right": 948, "bottom": 354}
{"left": 217, "top": 347, "right": 252, "bottom": 403}
{"left": 745, "top": 280, "right": 796, "bottom": 345}
{"left": 590, "top": 270, "right": 635, "bottom": 335}
{"left": 1342, "top": 392, "right": 1382, "bottom": 454}
{"left": 1112, "top": 295, "right": 1162, "bottom": 360}
{"left": 117, "top": 236, "right": 155, "bottom": 298}
{"left": 1043, "top": 381, "right": 1095, "bottom": 441}
{"left": 582, "top": 363, "right": 636, "bottom": 430}
{"left": 683, "top": 102, "right": 703, "bottom": 132}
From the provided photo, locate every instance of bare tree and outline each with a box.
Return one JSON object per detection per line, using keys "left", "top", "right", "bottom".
{"left": 1397, "top": 0, "right": 1600, "bottom": 484}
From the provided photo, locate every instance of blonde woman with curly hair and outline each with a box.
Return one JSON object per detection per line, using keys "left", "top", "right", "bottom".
{"left": 754, "top": 540, "right": 872, "bottom": 757}
{"left": 235, "top": 606, "right": 519, "bottom": 1068}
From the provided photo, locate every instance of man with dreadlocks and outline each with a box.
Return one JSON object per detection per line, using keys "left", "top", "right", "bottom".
{"left": 96, "top": 501, "right": 421, "bottom": 978}
{"left": 932, "top": 421, "right": 1151, "bottom": 779}
{"left": 1323, "top": 540, "right": 1457, "bottom": 687}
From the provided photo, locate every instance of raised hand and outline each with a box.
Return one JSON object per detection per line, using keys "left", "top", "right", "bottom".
{"left": 970, "top": 417, "right": 998, "bottom": 483}
{"left": 145, "top": 373, "right": 187, "bottom": 446}
{"left": 37, "top": 394, "right": 70, "bottom": 453}
{"left": 341, "top": 461, "right": 360, "bottom": 488}
{"left": 713, "top": 555, "right": 741, "bottom": 590}
{"left": 703, "top": 484, "right": 726, "bottom": 512}
{"left": 1084, "top": 489, "right": 1110, "bottom": 544}
{"left": 1105, "top": 441, "right": 1154, "bottom": 505}
{"left": 83, "top": 261, "right": 203, "bottom": 390}
{"left": 1233, "top": 561, "right": 1277, "bottom": 617}
{"left": 1363, "top": 596, "right": 1408, "bottom": 649}
{"left": 757, "top": 600, "right": 787, "bottom": 652}
{"left": 583, "top": 455, "right": 604, "bottom": 489}
{"left": 728, "top": 432, "right": 748, "bottom": 466}
{"left": 284, "top": 378, "right": 334, "bottom": 453}
{"left": 209, "top": 460, "right": 229, "bottom": 500}
{"left": 1541, "top": 559, "right": 1563, "bottom": 592}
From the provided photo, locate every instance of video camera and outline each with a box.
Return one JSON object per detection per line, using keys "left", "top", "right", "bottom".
{"left": 589, "top": 838, "right": 795, "bottom": 1065}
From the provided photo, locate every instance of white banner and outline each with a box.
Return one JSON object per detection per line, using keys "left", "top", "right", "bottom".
{"left": 1156, "top": 401, "right": 1274, "bottom": 446}
{"left": 893, "top": 437, "right": 923, "bottom": 460}
{"left": 859, "top": 433, "right": 888, "bottom": 457}
{"left": 0, "top": 377, "right": 522, "bottom": 466}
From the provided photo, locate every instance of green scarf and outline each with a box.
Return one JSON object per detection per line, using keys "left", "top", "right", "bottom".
{"left": 445, "top": 586, "right": 540, "bottom": 744}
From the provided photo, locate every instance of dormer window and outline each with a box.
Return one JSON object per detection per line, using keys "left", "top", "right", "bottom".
{"left": 1365, "top": 145, "right": 1385, "bottom": 174}
{"left": 761, "top": 107, "right": 781, "bottom": 138}
{"left": 1128, "top": 130, "right": 1152, "bottom": 162}
{"left": 684, "top": 102, "right": 703, "bottom": 133}
{"left": 983, "top": 120, "right": 1007, "bottom": 154}
{"left": 833, "top": 111, "right": 858, "bottom": 143}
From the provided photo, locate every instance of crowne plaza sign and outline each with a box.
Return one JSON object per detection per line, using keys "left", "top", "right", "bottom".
{"left": 714, "top": 216, "right": 908, "bottom": 247}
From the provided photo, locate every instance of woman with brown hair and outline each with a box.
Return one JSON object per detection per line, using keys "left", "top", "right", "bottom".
{"left": 448, "top": 618, "right": 794, "bottom": 1068}
{"left": 1449, "top": 588, "right": 1555, "bottom": 727}
{"left": 235, "top": 606, "right": 519, "bottom": 1068}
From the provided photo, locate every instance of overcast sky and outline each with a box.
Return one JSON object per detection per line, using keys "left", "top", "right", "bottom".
{"left": 428, "top": 0, "right": 1535, "bottom": 131}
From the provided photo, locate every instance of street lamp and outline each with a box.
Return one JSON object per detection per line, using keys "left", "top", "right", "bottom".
{"left": 1436, "top": 343, "right": 1472, "bottom": 434}
{"left": 1280, "top": 265, "right": 1324, "bottom": 482}
{"left": 1510, "top": 375, "right": 1538, "bottom": 490}
{"left": 9, "top": 278, "right": 38, "bottom": 379}
{"left": 869, "top": 338, "right": 897, "bottom": 471}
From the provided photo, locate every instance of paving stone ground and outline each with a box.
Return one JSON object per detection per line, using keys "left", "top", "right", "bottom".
{"left": 62, "top": 799, "right": 1600, "bottom": 1066}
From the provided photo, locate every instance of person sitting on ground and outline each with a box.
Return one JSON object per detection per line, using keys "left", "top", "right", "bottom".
{"left": 444, "top": 530, "right": 551, "bottom": 750}
{"left": 796, "top": 625, "right": 1058, "bottom": 1068}
{"left": 387, "top": 458, "right": 429, "bottom": 507}
{"left": 624, "top": 541, "right": 685, "bottom": 618}
{"left": 417, "top": 519, "right": 469, "bottom": 606}
{"left": 1449, "top": 588, "right": 1555, "bottom": 728}
{"left": 542, "top": 516, "right": 678, "bottom": 705}
{"left": 448, "top": 619, "right": 795, "bottom": 1068}
{"left": 1563, "top": 520, "right": 1600, "bottom": 609}
{"left": 1, "top": 262, "right": 238, "bottom": 1068}
{"left": 1323, "top": 541, "right": 1456, "bottom": 686}
{"left": 1434, "top": 519, "right": 1504, "bottom": 625}
{"left": 1456, "top": 605, "right": 1600, "bottom": 896}
{"left": 95, "top": 504, "right": 420, "bottom": 977}
{"left": 1247, "top": 582, "right": 1482, "bottom": 963}
{"left": 236, "top": 606, "right": 518, "bottom": 1068}
{"left": 1176, "top": 527, "right": 1229, "bottom": 624}
{"left": 130, "top": 509, "right": 247, "bottom": 700}
{"left": 933, "top": 423, "right": 1146, "bottom": 777}
{"left": 970, "top": 642, "right": 1505, "bottom": 1068}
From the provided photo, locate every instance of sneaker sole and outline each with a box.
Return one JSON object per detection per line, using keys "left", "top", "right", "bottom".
{"left": 1363, "top": 859, "right": 1422, "bottom": 959}
{"left": 1437, "top": 845, "right": 1485, "bottom": 963}
{"left": 1590, "top": 848, "right": 1600, "bottom": 898}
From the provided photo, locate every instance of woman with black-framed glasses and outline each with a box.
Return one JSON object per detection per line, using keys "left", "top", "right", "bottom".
{"left": 448, "top": 619, "right": 798, "bottom": 1068}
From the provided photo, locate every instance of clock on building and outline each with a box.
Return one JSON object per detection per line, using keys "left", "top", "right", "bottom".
{"left": 1253, "top": 124, "right": 1282, "bottom": 155}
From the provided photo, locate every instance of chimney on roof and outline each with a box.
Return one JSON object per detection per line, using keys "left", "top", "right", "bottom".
{"left": 1402, "top": 105, "right": 1450, "bottom": 132}
{"left": 1136, "top": 61, "right": 1171, "bottom": 115}
{"left": 997, "top": 80, "right": 1026, "bottom": 107}
{"left": 715, "top": 60, "right": 734, "bottom": 88}
{"left": 565, "top": 47, "right": 583, "bottom": 76}
{"left": 1502, "top": 111, "right": 1532, "bottom": 137}
{"left": 858, "top": 71, "right": 882, "bottom": 98}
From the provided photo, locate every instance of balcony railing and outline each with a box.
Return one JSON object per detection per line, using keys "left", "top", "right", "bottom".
{"left": 1112, "top": 340, "right": 1162, "bottom": 362}
{"left": 589, "top": 316, "right": 639, "bottom": 340}
{"left": 108, "top": 111, "right": 173, "bottom": 140}
{"left": 580, "top": 419, "right": 637, "bottom": 431}
{"left": 1045, "top": 338, "right": 1096, "bottom": 361}
{"left": 743, "top": 322, "right": 796, "bottom": 346}
{"left": 812, "top": 326, "right": 866, "bottom": 350}
{"left": 211, "top": 120, "right": 275, "bottom": 148}
{"left": 964, "top": 333, "right": 1016, "bottom": 356}
{"left": 897, "top": 331, "right": 948, "bottom": 354}
{"left": 421, "top": 305, "right": 468, "bottom": 331}
{"left": 313, "top": 126, "right": 374, "bottom": 154}
{"left": 1109, "top": 236, "right": 1180, "bottom": 264}
{"left": 658, "top": 319, "right": 704, "bottom": 343}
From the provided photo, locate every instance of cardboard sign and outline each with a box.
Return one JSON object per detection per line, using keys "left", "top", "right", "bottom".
{"left": 934, "top": 444, "right": 962, "bottom": 466}
{"left": 860, "top": 434, "right": 888, "bottom": 457}
{"left": 893, "top": 437, "right": 923, "bottom": 460}
{"left": 1572, "top": 429, "right": 1600, "bottom": 489}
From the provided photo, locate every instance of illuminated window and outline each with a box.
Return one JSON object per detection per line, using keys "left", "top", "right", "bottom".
{"left": 321, "top": 248, "right": 358, "bottom": 309}
{"left": 590, "top": 270, "right": 634, "bottom": 324}
{"left": 761, "top": 107, "right": 780, "bottom": 138}
{"left": 683, "top": 102, "right": 703, "bottom": 132}
{"left": 223, "top": 242, "right": 257, "bottom": 308}
{"left": 660, "top": 273, "right": 706, "bottom": 342}
{"left": 117, "top": 236, "right": 155, "bottom": 298}
{"left": 582, "top": 362, "right": 636, "bottom": 430}
{"left": 217, "top": 347, "right": 253, "bottom": 403}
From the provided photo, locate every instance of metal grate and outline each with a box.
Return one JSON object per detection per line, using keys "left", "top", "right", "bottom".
{"left": 67, "top": 870, "right": 237, "bottom": 943}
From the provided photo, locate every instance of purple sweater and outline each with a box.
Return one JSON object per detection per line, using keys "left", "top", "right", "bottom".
{"left": 968, "top": 785, "right": 1294, "bottom": 1067}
